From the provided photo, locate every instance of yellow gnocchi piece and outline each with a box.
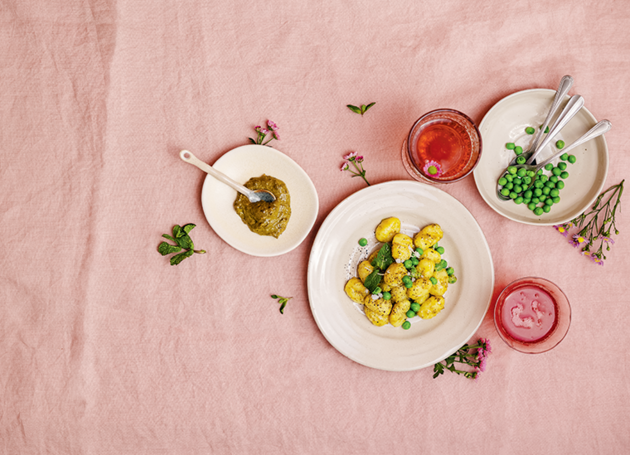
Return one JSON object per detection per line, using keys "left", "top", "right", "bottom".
{"left": 375, "top": 217, "right": 401, "bottom": 243}
{"left": 418, "top": 295, "right": 445, "bottom": 319}
{"left": 364, "top": 294, "right": 393, "bottom": 316}
{"left": 378, "top": 280, "right": 392, "bottom": 293}
{"left": 344, "top": 277, "right": 370, "bottom": 304}
{"left": 357, "top": 260, "right": 374, "bottom": 283}
{"left": 429, "top": 269, "right": 449, "bottom": 296}
{"left": 407, "top": 278, "right": 432, "bottom": 302}
{"left": 421, "top": 248, "right": 441, "bottom": 264}
{"left": 419, "top": 224, "right": 444, "bottom": 242}
{"left": 391, "top": 233, "right": 413, "bottom": 261}
{"left": 384, "top": 262, "right": 408, "bottom": 287}
{"left": 389, "top": 299, "right": 411, "bottom": 327}
{"left": 389, "top": 285, "right": 408, "bottom": 303}
{"left": 416, "top": 258, "right": 435, "bottom": 279}
{"left": 365, "top": 307, "right": 389, "bottom": 326}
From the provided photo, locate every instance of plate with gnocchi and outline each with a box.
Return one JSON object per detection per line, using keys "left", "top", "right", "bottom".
{"left": 307, "top": 180, "right": 494, "bottom": 371}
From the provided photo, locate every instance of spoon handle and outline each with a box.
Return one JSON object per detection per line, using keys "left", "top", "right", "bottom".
{"left": 536, "top": 120, "right": 612, "bottom": 170}
{"left": 527, "top": 94, "right": 585, "bottom": 164}
{"left": 527, "top": 75, "right": 573, "bottom": 158}
{"left": 179, "top": 150, "right": 251, "bottom": 196}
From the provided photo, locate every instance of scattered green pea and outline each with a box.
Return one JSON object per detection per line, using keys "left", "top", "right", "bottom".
{"left": 532, "top": 197, "right": 540, "bottom": 204}
{"left": 436, "top": 246, "right": 445, "bottom": 254}
{"left": 539, "top": 194, "right": 547, "bottom": 202}
{"left": 552, "top": 167, "right": 562, "bottom": 176}
{"left": 522, "top": 198, "right": 531, "bottom": 205}
{"left": 514, "top": 146, "right": 523, "bottom": 155}
{"left": 517, "top": 168, "right": 527, "bottom": 177}
{"left": 402, "top": 321, "right": 411, "bottom": 330}
{"left": 556, "top": 140, "right": 565, "bottom": 149}
{"left": 534, "top": 207, "right": 543, "bottom": 216}
{"left": 568, "top": 155, "right": 576, "bottom": 164}
{"left": 525, "top": 126, "right": 535, "bottom": 134}
{"left": 545, "top": 163, "right": 553, "bottom": 171}
{"left": 550, "top": 175, "right": 558, "bottom": 183}
{"left": 403, "top": 259, "right": 413, "bottom": 269}
{"left": 498, "top": 177, "right": 507, "bottom": 186}
{"left": 382, "top": 292, "right": 391, "bottom": 300}
{"left": 552, "top": 196, "right": 560, "bottom": 204}
{"left": 358, "top": 238, "right": 368, "bottom": 246}
{"left": 429, "top": 277, "right": 438, "bottom": 285}
{"left": 411, "top": 257, "right": 419, "bottom": 266}
{"left": 560, "top": 153, "right": 569, "bottom": 161}
{"left": 505, "top": 174, "right": 514, "bottom": 182}
{"left": 406, "top": 310, "right": 416, "bottom": 318}
{"left": 561, "top": 171, "right": 569, "bottom": 179}
{"left": 557, "top": 181, "right": 565, "bottom": 189}
{"left": 513, "top": 185, "right": 523, "bottom": 193}
{"left": 509, "top": 192, "right": 518, "bottom": 199}
{"left": 404, "top": 281, "right": 413, "bottom": 289}
{"left": 542, "top": 187, "right": 550, "bottom": 195}
{"left": 500, "top": 188, "right": 510, "bottom": 196}
{"left": 410, "top": 302, "right": 420, "bottom": 312}
{"left": 539, "top": 125, "right": 549, "bottom": 133}
{"left": 558, "top": 162, "right": 567, "bottom": 171}
{"left": 402, "top": 275, "right": 411, "bottom": 284}
{"left": 524, "top": 190, "right": 533, "bottom": 199}
{"left": 506, "top": 142, "right": 515, "bottom": 150}
{"left": 528, "top": 202, "right": 537, "bottom": 211}
{"left": 534, "top": 188, "right": 542, "bottom": 197}
{"left": 415, "top": 247, "right": 424, "bottom": 255}
{"left": 545, "top": 181, "right": 555, "bottom": 188}
{"left": 543, "top": 204, "right": 551, "bottom": 213}
{"left": 514, "top": 196, "right": 524, "bottom": 204}
{"left": 550, "top": 189, "right": 559, "bottom": 198}
{"left": 516, "top": 156, "right": 526, "bottom": 164}
{"left": 446, "top": 267, "right": 454, "bottom": 276}
{"left": 508, "top": 166, "right": 517, "bottom": 175}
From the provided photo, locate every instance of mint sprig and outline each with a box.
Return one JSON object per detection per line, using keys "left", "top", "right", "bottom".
{"left": 347, "top": 102, "right": 375, "bottom": 116}
{"left": 158, "top": 223, "right": 206, "bottom": 265}
{"left": 271, "top": 294, "right": 293, "bottom": 314}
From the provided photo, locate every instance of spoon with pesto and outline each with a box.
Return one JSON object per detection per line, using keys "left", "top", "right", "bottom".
{"left": 179, "top": 150, "right": 276, "bottom": 203}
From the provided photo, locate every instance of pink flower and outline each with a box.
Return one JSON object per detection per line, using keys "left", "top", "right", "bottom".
{"left": 267, "top": 120, "right": 278, "bottom": 131}
{"left": 590, "top": 255, "right": 604, "bottom": 266}
{"left": 344, "top": 151, "right": 358, "bottom": 161}
{"left": 479, "top": 338, "right": 492, "bottom": 356}
{"left": 272, "top": 130, "right": 280, "bottom": 140}
{"left": 571, "top": 234, "right": 586, "bottom": 247}
{"left": 356, "top": 155, "right": 364, "bottom": 163}
{"left": 255, "top": 125, "right": 262, "bottom": 132}
{"left": 340, "top": 162, "right": 349, "bottom": 172}
{"left": 260, "top": 128, "right": 269, "bottom": 135}
{"left": 422, "top": 160, "right": 442, "bottom": 178}
{"left": 554, "top": 225, "right": 569, "bottom": 238}
{"left": 476, "top": 357, "right": 487, "bottom": 373}
{"left": 600, "top": 235, "right": 615, "bottom": 245}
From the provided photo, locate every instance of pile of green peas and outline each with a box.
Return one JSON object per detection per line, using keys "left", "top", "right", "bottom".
{"left": 369, "top": 244, "right": 457, "bottom": 330}
{"left": 498, "top": 127, "right": 577, "bottom": 215}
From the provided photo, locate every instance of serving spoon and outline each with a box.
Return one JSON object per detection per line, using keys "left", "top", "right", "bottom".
{"left": 496, "top": 119, "right": 611, "bottom": 200}
{"left": 179, "top": 150, "right": 276, "bottom": 203}
{"left": 510, "top": 75, "right": 574, "bottom": 166}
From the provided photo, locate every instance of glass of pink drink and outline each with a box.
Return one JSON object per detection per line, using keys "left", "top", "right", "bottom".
{"left": 494, "top": 277, "right": 571, "bottom": 354}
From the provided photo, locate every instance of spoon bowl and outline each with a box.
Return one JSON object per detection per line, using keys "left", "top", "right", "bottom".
{"left": 180, "top": 150, "right": 276, "bottom": 203}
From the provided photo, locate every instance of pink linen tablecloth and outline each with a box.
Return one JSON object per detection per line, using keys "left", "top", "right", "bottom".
{"left": 2, "top": 1, "right": 629, "bottom": 453}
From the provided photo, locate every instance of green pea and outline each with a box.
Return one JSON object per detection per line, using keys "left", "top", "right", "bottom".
{"left": 552, "top": 167, "right": 562, "bottom": 176}
{"left": 560, "top": 153, "right": 569, "bottom": 161}
{"left": 402, "top": 275, "right": 411, "bottom": 284}
{"left": 552, "top": 196, "right": 560, "bottom": 204}
{"left": 402, "top": 321, "right": 411, "bottom": 330}
{"left": 508, "top": 166, "right": 517, "bottom": 175}
{"left": 523, "top": 198, "right": 531, "bottom": 205}
{"left": 403, "top": 259, "right": 413, "bottom": 269}
{"left": 446, "top": 267, "right": 454, "bottom": 276}
{"left": 543, "top": 204, "right": 551, "bottom": 213}
{"left": 557, "top": 181, "right": 565, "bottom": 190}
{"left": 506, "top": 142, "right": 515, "bottom": 150}
{"left": 411, "top": 257, "right": 419, "bottom": 266}
{"left": 534, "top": 181, "right": 544, "bottom": 189}
{"left": 514, "top": 196, "right": 524, "bottom": 204}
{"left": 534, "top": 188, "right": 542, "bottom": 197}
{"left": 373, "top": 286, "right": 382, "bottom": 294}
{"left": 539, "top": 194, "right": 547, "bottom": 202}
{"left": 524, "top": 190, "right": 533, "bottom": 199}
{"left": 498, "top": 177, "right": 507, "bottom": 186}
{"left": 509, "top": 192, "right": 518, "bottom": 199}
{"left": 534, "top": 207, "right": 543, "bottom": 216}
{"left": 415, "top": 247, "right": 424, "bottom": 255}
{"left": 558, "top": 162, "right": 567, "bottom": 171}
{"left": 550, "top": 189, "right": 559, "bottom": 198}
{"left": 504, "top": 182, "right": 513, "bottom": 190}
{"left": 382, "top": 292, "right": 391, "bottom": 300}
{"left": 545, "top": 163, "right": 554, "bottom": 171}
{"left": 513, "top": 185, "right": 523, "bottom": 193}
{"left": 435, "top": 259, "right": 447, "bottom": 271}
{"left": 500, "top": 188, "right": 510, "bottom": 196}
{"left": 514, "top": 146, "right": 523, "bottom": 155}
{"left": 556, "top": 140, "right": 565, "bottom": 149}
{"left": 545, "top": 198, "right": 553, "bottom": 206}
{"left": 568, "top": 155, "right": 576, "bottom": 164}
{"left": 410, "top": 302, "right": 420, "bottom": 312}
{"left": 358, "top": 238, "right": 368, "bottom": 246}
{"left": 517, "top": 168, "right": 527, "bottom": 177}
{"left": 528, "top": 202, "right": 537, "bottom": 211}
{"left": 516, "top": 156, "right": 526, "bottom": 164}
{"left": 404, "top": 282, "right": 413, "bottom": 289}
{"left": 545, "top": 181, "right": 555, "bottom": 188}
{"left": 527, "top": 170, "right": 536, "bottom": 177}
{"left": 543, "top": 186, "right": 552, "bottom": 194}
{"left": 540, "top": 125, "right": 549, "bottom": 133}
{"left": 522, "top": 176, "right": 532, "bottom": 185}
{"left": 406, "top": 310, "right": 416, "bottom": 318}
{"left": 539, "top": 175, "right": 548, "bottom": 183}
{"left": 436, "top": 246, "right": 445, "bottom": 254}
{"left": 561, "top": 171, "right": 569, "bottom": 179}
{"left": 550, "top": 175, "right": 558, "bottom": 183}
{"left": 526, "top": 126, "right": 535, "bottom": 134}
{"left": 512, "top": 179, "right": 522, "bottom": 188}
{"left": 429, "top": 277, "right": 438, "bottom": 285}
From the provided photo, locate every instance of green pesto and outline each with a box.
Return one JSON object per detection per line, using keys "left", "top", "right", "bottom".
{"left": 233, "top": 175, "right": 291, "bottom": 238}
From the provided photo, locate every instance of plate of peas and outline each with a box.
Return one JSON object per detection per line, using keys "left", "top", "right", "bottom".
{"left": 474, "top": 88, "right": 609, "bottom": 225}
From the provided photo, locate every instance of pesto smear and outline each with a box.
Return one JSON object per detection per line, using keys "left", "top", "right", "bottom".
{"left": 233, "top": 175, "right": 291, "bottom": 238}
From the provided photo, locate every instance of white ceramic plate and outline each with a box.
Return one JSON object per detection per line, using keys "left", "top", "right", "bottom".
{"left": 307, "top": 181, "right": 494, "bottom": 371}
{"left": 201, "top": 145, "right": 318, "bottom": 257}
{"left": 474, "top": 89, "right": 609, "bottom": 225}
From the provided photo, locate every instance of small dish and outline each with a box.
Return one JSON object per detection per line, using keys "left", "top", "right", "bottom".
{"left": 200, "top": 145, "right": 319, "bottom": 257}
{"left": 474, "top": 89, "right": 609, "bottom": 226}
{"left": 494, "top": 277, "right": 571, "bottom": 354}
{"left": 307, "top": 181, "right": 494, "bottom": 371}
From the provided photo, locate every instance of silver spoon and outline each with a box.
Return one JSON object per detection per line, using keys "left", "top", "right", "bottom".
{"left": 510, "top": 75, "right": 573, "bottom": 166}
{"left": 497, "top": 120, "right": 611, "bottom": 200}
{"left": 496, "top": 94, "right": 584, "bottom": 201}
{"left": 179, "top": 150, "right": 276, "bottom": 203}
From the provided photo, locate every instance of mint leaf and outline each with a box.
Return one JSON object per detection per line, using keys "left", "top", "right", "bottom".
{"left": 173, "top": 225, "right": 183, "bottom": 238}
{"left": 162, "top": 234, "right": 176, "bottom": 242}
{"left": 182, "top": 223, "right": 196, "bottom": 234}
{"left": 174, "top": 233, "right": 194, "bottom": 250}
{"left": 363, "top": 102, "right": 376, "bottom": 114}
{"left": 371, "top": 243, "right": 393, "bottom": 271}
{"left": 170, "top": 248, "right": 194, "bottom": 266}
{"left": 347, "top": 104, "right": 362, "bottom": 114}
{"left": 363, "top": 270, "right": 382, "bottom": 293}
{"left": 158, "top": 242, "right": 182, "bottom": 256}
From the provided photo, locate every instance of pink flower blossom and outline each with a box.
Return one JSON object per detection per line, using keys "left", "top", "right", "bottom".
{"left": 422, "top": 160, "right": 442, "bottom": 178}
{"left": 554, "top": 225, "right": 569, "bottom": 238}
{"left": 356, "top": 155, "right": 364, "bottom": 163}
{"left": 340, "top": 162, "right": 349, "bottom": 172}
{"left": 272, "top": 130, "right": 280, "bottom": 140}
{"left": 344, "top": 151, "right": 358, "bottom": 161}
{"left": 267, "top": 120, "right": 278, "bottom": 131}
{"left": 255, "top": 125, "right": 262, "bottom": 132}
{"left": 571, "top": 234, "right": 586, "bottom": 247}
{"left": 600, "top": 235, "right": 615, "bottom": 245}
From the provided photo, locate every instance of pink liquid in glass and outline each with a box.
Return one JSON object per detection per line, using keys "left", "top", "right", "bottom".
{"left": 500, "top": 285, "right": 557, "bottom": 342}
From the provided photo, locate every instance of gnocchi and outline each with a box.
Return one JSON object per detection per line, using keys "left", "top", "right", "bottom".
{"left": 343, "top": 217, "right": 458, "bottom": 329}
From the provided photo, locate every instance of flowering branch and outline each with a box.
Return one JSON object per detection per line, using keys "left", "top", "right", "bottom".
{"left": 340, "top": 152, "right": 370, "bottom": 186}
{"left": 554, "top": 180, "right": 624, "bottom": 265}
{"left": 433, "top": 338, "right": 492, "bottom": 380}
{"left": 249, "top": 120, "right": 280, "bottom": 146}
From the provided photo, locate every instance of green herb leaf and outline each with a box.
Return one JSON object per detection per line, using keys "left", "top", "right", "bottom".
{"left": 174, "top": 233, "right": 194, "bottom": 250}
{"left": 182, "top": 223, "right": 196, "bottom": 234}
{"left": 363, "top": 270, "right": 382, "bottom": 293}
{"left": 279, "top": 299, "right": 287, "bottom": 314}
{"left": 271, "top": 294, "right": 279, "bottom": 299}
{"left": 371, "top": 243, "right": 393, "bottom": 271}
{"left": 170, "top": 248, "right": 194, "bottom": 266}
{"left": 158, "top": 242, "right": 182, "bottom": 256}
{"left": 162, "top": 234, "right": 177, "bottom": 242}
{"left": 173, "top": 225, "right": 183, "bottom": 238}
{"left": 347, "top": 104, "right": 362, "bottom": 115}
{"left": 363, "top": 102, "right": 376, "bottom": 113}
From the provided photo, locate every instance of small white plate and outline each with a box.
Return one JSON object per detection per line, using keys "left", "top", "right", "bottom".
{"left": 474, "top": 89, "right": 609, "bottom": 226}
{"left": 307, "top": 181, "right": 494, "bottom": 371}
{"left": 201, "top": 145, "right": 318, "bottom": 257}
